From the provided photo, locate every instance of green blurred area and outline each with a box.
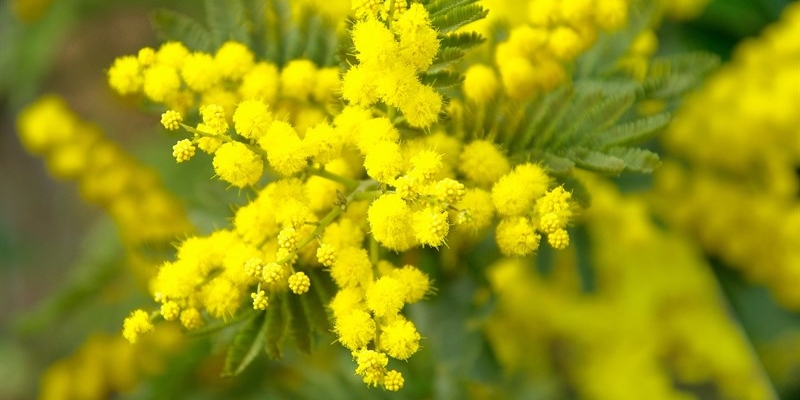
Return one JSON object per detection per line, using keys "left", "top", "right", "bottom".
{"left": 0, "top": 0, "right": 797, "bottom": 399}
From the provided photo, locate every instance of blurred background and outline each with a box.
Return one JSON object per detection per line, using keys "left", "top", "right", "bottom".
{"left": 0, "top": 0, "right": 798, "bottom": 399}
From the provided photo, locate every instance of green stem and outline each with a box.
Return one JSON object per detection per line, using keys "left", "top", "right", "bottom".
{"left": 186, "top": 309, "right": 256, "bottom": 337}
{"left": 181, "top": 123, "right": 269, "bottom": 159}
{"left": 294, "top": 206, "right": 343, "bottom": 251}
{"left": 308, "top": 166, "right": 360, "bottom": 192}
{"left": 369, "top": 235, "right": 380, "bottom": 265}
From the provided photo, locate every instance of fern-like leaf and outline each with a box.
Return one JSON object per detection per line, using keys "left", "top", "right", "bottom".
{"left": 430, "top": 4, "right": 488, "bottom": 33}
{"left": 429, "top": 46, "right": 466, "bottom": 72}
{"left": 205, "top": 0, "right": 250, "bottom": 47}
{"left": 150, "top": 9, "right": 213, "bottom": 52}
{"left": 605, "top": 147, "right": 661, "bottom": 173}
{"left": 596, "top": 113, "right": 671, "bottom": 148}
{"left": 421, "top": 70, "right": 464, "bottom": 89}
{"left": 222, "top": 311, "right": 267, "bottom": 377}
{"left": 439, "top": 31, "right": 485, "bottom": 50}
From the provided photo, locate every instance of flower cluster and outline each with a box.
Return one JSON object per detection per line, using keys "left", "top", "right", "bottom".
{"left": 653, "top": 3, "right": 800, "bottom": 310}
{"left": 39, "top": 326, "right": 184, "bottom": 400}
{"left": 490, "top": 0, "right": 631, "bottom": 100}
{"left": 341, "top": 2, "right": 442, "bottom": 128}
{"left": 16, "top": 96, "right": 193, "bottom": 278}
{"left": 485, "top": 177, "right": 774, "bottom": 400}
{"left": 100, "top": 2, "right": 586, "bottom": 388}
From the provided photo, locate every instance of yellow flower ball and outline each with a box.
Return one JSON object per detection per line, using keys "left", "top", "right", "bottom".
{"left": 212, "top": 142, "right": 264, "bottom": 187}
{"left": 367, "top": 194, "right": 418, "bottom": 251}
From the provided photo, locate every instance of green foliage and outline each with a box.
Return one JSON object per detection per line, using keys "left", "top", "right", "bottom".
{"left": 424, "top": 0, "right": 488, "bottom": 33}
{"left": 643, "top": 52, "right": 720, "bottom": 99}
{"left": 222, "top": 311, "right": 268, "bottom": 376}
{"left": 150, "top": 0, "right": 339, "bottom": 67}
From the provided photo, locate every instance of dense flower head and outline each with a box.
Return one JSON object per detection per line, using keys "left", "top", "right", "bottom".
{"left": 233, "top": 99, "right": 273, "bottom": 140}
{"left": 122, "top": 310, "right": 154, "bottom": 344}
{"left": 88, "top": 0, "right": 626, "bottom": 392}
{"left": 212, "top": 142, "right": 264, "bottom": 187}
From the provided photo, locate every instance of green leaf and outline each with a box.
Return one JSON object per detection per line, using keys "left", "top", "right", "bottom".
{"left": 285, "top": 293, "right": 312, "bottom": 354}
{"left": 605, "top": 147, "right": 661, "bottom": 173}
{"left": 302, "top": 279, "right": 332, "bottom": 333}
{"left": 264, "top": 295, "right": 286, "bottom": 360}
{"left": 205, "top": 0, "right": 250, "bottom": 48}
{"left": 644, "top": 52, "right": 720, "bottom": 99}
{"left": 429, "top": 46, "right": 466, "bottom": 72}
{"left": 569, "top": 148, "right": 626, "bottom": 174}
{"left": 540, "top": 152, "right": 576, "bottom": 175}
{"left": 150, "top": 9, "right": 213, "bottom": 52}
{"left": 438, "top": 31, "right": 485, "bottom": 50}
{"left": 596, "top": 113, "right": 672, "bottom": 148}
{"left": 221, "top": 311, "right": 267, "bottom": 377}
{"left": 430, "top": 4, "right": 488, "bottom": 33}
{"left": 426, "top": 0, "right": 481, "bottom": 17}
{"left": 421, "top": 70, "right": 464, "bottom": 89}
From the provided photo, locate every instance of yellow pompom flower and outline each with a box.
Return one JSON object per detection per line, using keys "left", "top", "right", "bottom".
{"left": 316, "top": 243, "right": 336, "bottom": 267}
{"left": 239, "top": 62, "right": 279, "bottom": 103}
{"left": 334, "top": 309, "right": 376, "bottom": 351}
{"left": 260, "top": 121, "right": 309, "bottom": 176}
{"left": 179, "top": 308, "right": 204, "bottom": 330}
{"left": 329, "top": 286, "right": 364, "bottom": 320}
{"left": 548, "top": 25, "right": 584, "bottom": 61}
{"left": 280, "top": 59, "right": 317, "bottom": 101}
{"left": 383, "top": 370, "right": 404, "bottom": 391}
{"left": 363, "top": 141, "right": 403, "bottom": 183}
{"left": 156, "top": 41, "right": 189, "bottom": 68}
{"left": 172, "top": 139, "right": 195, "bottom": 163}
{"left": 122, "top": 309, "right": 153, "bottom": 344}
{"left": 137, "top": 47, "right": 156, "bottom": 66}
{"left": 458, "top": 140, "right": 511, "bottom": 188}
{"left": 463, "top": 64, "right": 499, "bottom": 104}
{"left": 159, "top": 301, "right": 180, "bottom": 321}
{"left": 366, "top": 276, "right": 407, "bottom": 317}
{"left": 251, "top": 290, "right": 269, "bottom": 310}
{"left": 262, "top": 262, "right": 286, "bottom": 284}
{"left": 412, "top": 206, "right": 449, "bottom": 248}
{"left": 547, "top": 228, "right": 570, "bottom": 250}
{"left": 214, "top": 41, "right": 254, "bottom": 80}
{"left": 201, "top": 278, "right": 243, "bottom": 319}
{"left": 357, "top": 117, "right": 399, "bottom": 152}
{"left": 409, "top": 150, "right": 443, "bottom": 182}
{"left": 243, "top": 257, "right": 264, "bottom": 278}
{"left": 312, "top": 67, "right": 341, "bottom": 103}
{"left": 455, "top": 188, "right": 495, "bottom": 233}
{"left": 433, "top": 178, "right": 466, "bottom": 206}
{"left": 160, "top": 110, "right": 182, "bottom": 131}
{"left": 595, "top": 0, "right": 628, "bottom": 31}
{"left": 496, "top": 216, "right": 541, "bottom": 256}
{"left": 391, "top": 265, "right": 429, "bottom": 303}
{"left": 395, "top": 4, "right": 440, "bottom": 71}
{"left": 380, "top": 318, "right": 421, "bottom": 360}
{"left": 303, "top": 122, "right": 342, "bottom": 164}
{"left": 199, "top": 103, "right": 229, "bottom": 135}
{"left": 212, "top": 142, "right": 264, "bottom": 187}
{"left": 181, "top": 52, "right": 218, "bottom": 92}
{"left": 535, "top": 185, "right": 573, "bottom": 221}
{"left": 354, "top": 349, "right": 388, "bottom": 387}
{"left": 288, "top": 272, "right": 311, "bottom": 294}
{"left": 499, "top": 56, "right": 537, "bottom": 99}
{"left": 330, "top": 247, "right": 373, "bottom": 289}
{"left": 352, "top": 18, "right": 398, "bottom": 66}
{"left": 143, "top": 65, "right": 181, "bottom": 103}
{"left": 492, "top": 163, "right": 550, "bottom": 216}
{"left": 341, "top": 65, "right": 379, "bottom": 108}
{"left": 368, "top": 194, "right": 418, "bottom": 251}
{"left": 400, "top": 84, "right": 442, "bottom": 128}
{"left": 233, "top": 99, "right": 273, "bottom": 140}
{"left": 107, "top": 56, "right": 142, "bottom": 95}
